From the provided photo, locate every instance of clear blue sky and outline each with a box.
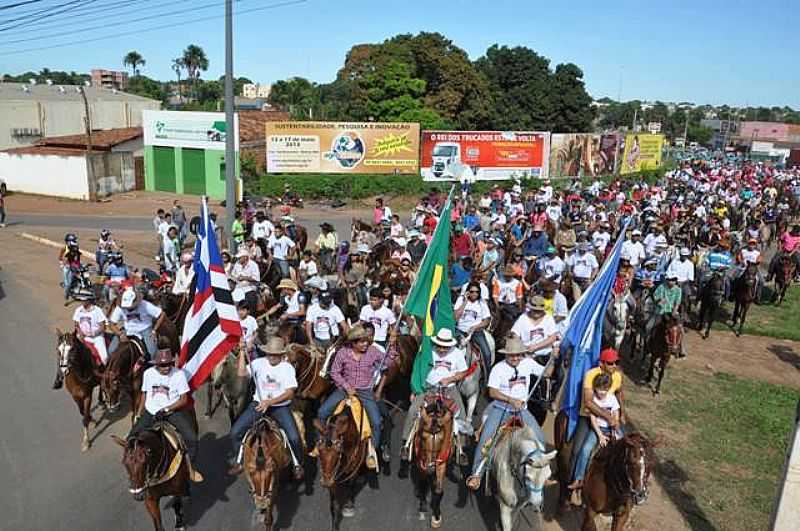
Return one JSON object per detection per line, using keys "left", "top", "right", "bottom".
{"left": 1, "top": 0, "right": 797, "bottom": 108}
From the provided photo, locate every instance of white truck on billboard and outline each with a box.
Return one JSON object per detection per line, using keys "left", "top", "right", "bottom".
{"left": 430, "top": 142, "right": 477, "bottom": 180}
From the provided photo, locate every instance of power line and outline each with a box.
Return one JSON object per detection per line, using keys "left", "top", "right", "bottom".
{"left": 0, "top": 0, "right": 238, "bottom": 41}
{"left": 0, "top": 0, "right": 306, "bottom": 56}
{"left": 0, "top": 0, "right": 161, "bottom": 33}
{"left": 0, "top": 0, "right": 46, "bottom": 11}
{"left": 0, "top": 0, "right": 95, "bottom": 31}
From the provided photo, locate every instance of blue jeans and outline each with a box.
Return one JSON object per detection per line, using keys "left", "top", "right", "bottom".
{"left": 96, "top": 251, "right": 108, "bottom": 272}
{"left": 230, "top": 402, "right": 302, "bottom": 465}
{"left": 275, "top": 258, "right": 290, "bottom": 278}
{"left": 62, "top": 266, "right": 74, "bottom": 297}
{"left": 318, "top": 388, "right": 382, "bottom": 450}
{"left": 471, "top": 401, "right": 545, "bottom": 475}
{"left": 569, "top": 417, "right": 597, "bottom": 483}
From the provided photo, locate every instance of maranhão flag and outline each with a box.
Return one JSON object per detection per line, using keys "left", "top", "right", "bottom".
{"left": 178, "top": 197, "right": 242, "bottom": 390}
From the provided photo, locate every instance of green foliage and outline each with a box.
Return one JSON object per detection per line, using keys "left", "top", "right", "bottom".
{"left": 269, "top": 77, "right": 325, "bottom": 119}
{"left": 126, "top": 75, "right": 166, "bottom": 102}
{"left": 196, "top": 80, "right": 222, "bottom": 104}
{"left": 2, "top": 69, "right": 89, "bottom": 85}
{"left": 122, "top": 51, "right": 145, "bottom": 76}
{"left": 687, "top": 123, "right": 714, "bottom": 145}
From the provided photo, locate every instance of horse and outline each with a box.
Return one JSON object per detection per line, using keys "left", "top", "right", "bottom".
{"left": 285, "top": 343, "right": 334, "bottom": 403}
{"left": 241, "top": 417, "right": 293, "bottom": 531}
{"left": 457, "top": 332, "right": 494, "bottom": 424}
{"left": 560, "top": 269, "right": 580, "bottom": 309}
{"left": 350, "top": 218, "right": 375, "bottom": 242}
{"left": 205, "top": 350, "right": 250, "bottom": 424}
{"left": 731, "top": 263, "right": 759, "bottom": 336}
{"left": 411, "top": 393, "right": 455, "bottom": 528}
{"left": 580, "top": 433, "right": 657, "bottom": 531}
{"left": 159, "top": 292, "right": 191, "bottom": 336}
{"left": 53, "top": 330, "right": 102, "bottom": 452}
{"left": 316, "top": 406, "right": 370, "bottom": 531}
{"left": 102, "top": 339, "right": 146, "bottom": 424}
{"left": 629, "top": 287, "right": 656, "bottom": 358}
{"left": 603, "top": 292, "right": 631, "bottom": 352}
{"left": 486, "top": 424, "right": 557, "bottom": 531}
{"left": 773, "top": 254, "right": 796, "bottom": 306}
{"left": 111, "top": 427, "right": 190, "bottom": 531}
{"left": 697, "top": 271, "right": 725, "bottom": 339}
{"left": 644, "top": 315, "right": 682, "bottom": 395}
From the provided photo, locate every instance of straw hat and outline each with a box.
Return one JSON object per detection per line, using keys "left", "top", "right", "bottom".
{"left": 499, "top": 336, "right": 528, "bottom": 355}
{"left": 277, "top": 279, "right": 298, "bottom": 291}
{"left": 261, "top": 337, "right": 287, "bottom": 356}
{"left": 431, "top": 328, "right": 457, "bottom": 348}
{"left": 346, "top": 325, "right": 369, "bottom": 343}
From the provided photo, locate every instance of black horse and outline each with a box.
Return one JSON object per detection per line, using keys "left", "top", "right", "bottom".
{"left": 697, "top": 271, "right": 725, "bottom": 339}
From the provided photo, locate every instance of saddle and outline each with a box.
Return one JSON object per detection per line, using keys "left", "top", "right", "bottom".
{"left": 129, "top": 337, "right": 150, "bottom": 373}
{"left": 244, "top": 411, "right": 307, "bottom": 451}
{"left": 331, "top": 397, "right": 372, "bottom": 441}
{"left": 147, "top": 420, "right": 202, "bottom": 484}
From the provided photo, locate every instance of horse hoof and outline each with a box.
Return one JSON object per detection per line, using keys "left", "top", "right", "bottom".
{"left": 81, "top": 441, "right": 91, "bottom": 453}
{"left": 341, "top": 505, "right": 355, "bottom": 518}
{"left": 418, "top": 512, "right": 427, "bottom": 521}
{"left": 431, "top": 515, "right": 442, "bottom": 528}
{"left": 175, "top": 527, "right": 186, "bottom": 531}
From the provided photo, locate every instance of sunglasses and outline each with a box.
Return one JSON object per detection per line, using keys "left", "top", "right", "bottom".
{"left": 602, "top": 361, "right": 618, "bottom": 366}
{"left": 156, "top": 363, "right": 172, "bottom": 368}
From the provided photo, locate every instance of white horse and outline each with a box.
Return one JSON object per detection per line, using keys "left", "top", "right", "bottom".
{"left": 457, "top": 331, "right": 495, "bottom": 424}
{"left": 491, "top": 426, "right": 557, "bottom": 531}
{"left": 604, "top": 291, "right": 633, "bottom": 351}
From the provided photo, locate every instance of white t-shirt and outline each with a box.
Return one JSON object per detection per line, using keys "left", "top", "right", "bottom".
{"left": 740, "top": 248, "right": 760, "bottom": 264}
{"left": 73, "top": 305, "right": 106, "bottom": 337}
{"left": 249, "top": 358, "right": 297, "bottom": 407}
{"left": 110, "top": 300, "right": 162, "bottom": 336}
{"left": 298, "top": 259, "right": 318, "bottom": 278}
{"left": 621, "top": 241, "right": 646, "bottom": 266}
{"left": 141, "top": 367, "right": 190, "bottom": 414}
{"left": 425, "top": 348, "right": 468, "bottom": 388}
{"left": 284, "top": 291, "right": 306, "bottom": 315}
{"left": 240, "top": 315, "right": 258, "bottom": 346}
{"left": 307, "top": 303, "right": 346, "bottom": 340}
{"left": 359, "top": 304, "right": 396, "bottom": 341}
{"left": 460, "top": 282, "right": 490, "bottom": 301}
{"left": 252, "top": 219, "right": 274, "bottom": 240}
{"left": 539, "top": 256, "right": 565, "bottom": 281}
{"left": 231, "top": 259, "right": 261, "bottom": 293}
{"left": 592, "top": 392, "right": 620, "bottom": 429}
{"left": 488, "top": 358, "right": 543, "bottom": 402}
{"left": 494, "top": 277, "right": 522, "bottom": 304}
{"left": 667, "top": 259, "right": 695, "bottom": 283}
{"left": 568, "top": 252, "right": 599, "bottom": 279}
{"left": 592, "top": 231, "right": 611, "bottom": 253}
{"left": 511, "top": 313, "right": 558, "bottom": 355}
{"left": 455, "top": 296, "right": 491, "bottom": 333}
{"left": 268, "top": 235, "right": 296, "bottom": 260}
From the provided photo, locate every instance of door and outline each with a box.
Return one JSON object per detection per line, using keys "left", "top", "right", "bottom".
{"left": 134, "top": 156, "right": 145, "bottom": 190}
{"left": 153, "top": 147, "right": 176, "bottom": 192}
{"left": 182, "top": 148, "right": 206, "bottom": 196}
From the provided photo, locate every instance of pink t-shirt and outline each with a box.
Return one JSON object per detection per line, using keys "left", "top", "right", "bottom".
{"left": 780, "top": 232, "right": 800, "bottom": 253}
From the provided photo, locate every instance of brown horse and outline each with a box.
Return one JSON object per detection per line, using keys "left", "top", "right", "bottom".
{"left": 731, "top": 263, "right": 759, "bottom": 336}
{"left": 102, "top": 340, "right": 146, "bottom": 423}
{"left": 160, "top": 292, "right": 191, "bottom": 336}
{"left": 644, "top": 315, "right": 682, "bottom": 395}
{"left": 580, "top": 433, "right": 657, "bottom": 531}
{"left": 774, "top": 254, "right": 795, "bottom": 305}
{"left": 205, "top": 350, "right": 250, "bottom": 423}
{"left": 54, "top": 330, "right": 102, "bottom": 452}
{"left": 411, "top": 393, "right": 455, "bottom": 529}
{"left": 242, "top": 417, "right": 293, "bottom": 531}
{"left": 285, "top": 343, "right": 333, "bottom": 402}
{"left": 560, "top": 269, "right": 579, "bottom": 309}
{"left": 316, "top": 407, "right": 370, "bottom": 531}
{"left": 111, "top": 426, "right": 190, "bottom": 531}
{"left": 350, "top": 218, "right": 375, "bottom": 242}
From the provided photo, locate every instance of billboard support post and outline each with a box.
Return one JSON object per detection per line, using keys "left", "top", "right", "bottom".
{"left": 224, "top": 0, "right": 236, "bottom": 252}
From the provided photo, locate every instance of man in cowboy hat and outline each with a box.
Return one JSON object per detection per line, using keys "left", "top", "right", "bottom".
{"left": 72, "top": 291, "right": 109, "bottom": 365}
{"left": 702, "top": 240, "right": 733, "bottom": 297}
{"left": 314, "top": 325, "right": 395, "bottom": 469}
{"left": 231, "top": 247, "right": 260, "bottom": 315}
{"left": 130, "top": 346, "right": 202, "bottom": 482}
{"left": 537, "top": 245, "right": 565, "bottom": 283}
{"left": 172, "top": 252, "right": 195, "bottom": 296}
{"left": 228, "top": 337, "right": 304, "bottom": 479}
{"left": 511, "top": 295, "right": 559, "bottom": 358}
{"left": 466, "top": 335, "right": 548, "bottom": 490}
{"left": 315, "top": 222, "right": 338, "bottom": 273}
{"left": 108, "top": 287, "right": 166, "bottom": 361}
{"left": 397, "top": 328, "right": 469, "bottom": 478}
{"left": 267, "top": 278, "right": 307, "bottom": 343}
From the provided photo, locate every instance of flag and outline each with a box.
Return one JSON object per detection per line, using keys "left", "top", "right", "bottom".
{"left": 405, "top": 187, "right": 456, "bottom": 395}
{"left": 178, "top": 197, "right": 242, "bottom": 391}
{"left": 560, "top": 219, "right": 630, "bottom": 439}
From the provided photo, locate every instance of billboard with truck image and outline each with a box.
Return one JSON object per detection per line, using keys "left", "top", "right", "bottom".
{"left": 420, "top": 131, "right": 549, "bottom": 181}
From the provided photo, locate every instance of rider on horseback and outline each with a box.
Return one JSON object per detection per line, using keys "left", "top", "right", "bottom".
{"left": 227, "top": 337, "right": 304, "bottom": 480}
{"left": 466, "top": 336, "right": 548, "bottom": 491}
{"left": 702, "top": 241, "right": 733, "bottom": 299}
{"left": 59, "top": 233, "right": 82, "bottom": 300}
{"left": 73, "top": 292, "right": 109, "bottom": 365}
{"left": 735, "top": 238, "right": 764, "bottom": 300}
{"left": 767, "top": 224, "right": 800, "bottom": 282}
{"left": 454, "top": 281, "right": 493, "bottom": 371}
{"left": 129, "top": 347, "right": 202, "bottom": 482}
{"left": 398, "top": 328, "right": 469, "bottom": 479}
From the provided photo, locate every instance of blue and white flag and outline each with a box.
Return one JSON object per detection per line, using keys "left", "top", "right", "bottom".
{"left": 559, "top": 220, "right": 631, "bottom": 440}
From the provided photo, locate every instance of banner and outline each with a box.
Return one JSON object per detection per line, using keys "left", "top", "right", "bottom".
{"left": 143, "top": 110, "right": 239, "bottom": 150}
{"left": 549, "top": 133, "right": 604, "bottom": 178}
{"left": 420, "top": 131, "right": 549, "bottom": 181}
{"left": 599, "top": 133, "right": 620, "bottom": 175}
{"left": 619, "top": 133, "right": 664, "bottom": 174}
{"left": 265, "top": 121, "right": 420, "bottom": 174}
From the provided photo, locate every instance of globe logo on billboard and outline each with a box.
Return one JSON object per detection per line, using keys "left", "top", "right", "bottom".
{"left": 324, "top": 131, "right": 365, "bottom": 169}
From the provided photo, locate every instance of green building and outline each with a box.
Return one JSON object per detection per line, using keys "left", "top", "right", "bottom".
{"left": 143, "top": 110, "right": 240, "bottom": 199}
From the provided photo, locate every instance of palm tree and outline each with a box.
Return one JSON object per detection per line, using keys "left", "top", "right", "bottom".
{"left": 171, "top": 58, "right": 184, "bottom": 103}
{"left": 122, "top": 51, "right": 145, "bottom": 76}
{"left": 181, "top": 44, "right": 208, "bottom": 100}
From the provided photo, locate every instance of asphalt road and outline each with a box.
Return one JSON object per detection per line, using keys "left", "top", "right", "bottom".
{"left": 0, "top": 232, "right": 564, "bottom": 531}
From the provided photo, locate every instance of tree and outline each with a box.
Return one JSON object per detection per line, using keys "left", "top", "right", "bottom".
{"left": 127, "top": 75, "right": 166, "bottom": 102}
{"left": 181, "top": 44, "right": 209, "bottom": 99}
{"left": 548, "top": 63, "right": 595, "bottom": 132}
{"left": 269, "top": 76, "right": 324, "bottom": 119}
{"left": 687, "top": 124, "right": 714, "bottom": 145}
{"left": 171, "top": 58, "right": 184, "bottom": 102}
{"left": 122, "top": 51, "right": 145, "bottom": 76}
{"left": 196, "top": 80, "right": 222, "bottom": 104}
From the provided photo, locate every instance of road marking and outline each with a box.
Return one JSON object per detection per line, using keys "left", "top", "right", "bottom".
{"left": 19, "top": 232, "right": 94, "bottom": 260}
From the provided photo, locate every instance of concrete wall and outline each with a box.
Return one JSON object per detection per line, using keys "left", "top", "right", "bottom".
{"left": 0, "top": 99, "right": 159, "bottom": 151}
{"left": 111, "top": 137, "right": 144, "bottom": 157}
{"left": 0, "top": 152, "right": 89, "bottom": 199}
{"left": 89, "top": 152, "right": 135, "bottom": 197}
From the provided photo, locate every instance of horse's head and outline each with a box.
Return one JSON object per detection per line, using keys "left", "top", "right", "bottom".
{"left": 55, "top": 329, "right": 75, "bottom": 376}
{"left": 517, "top": 437, "right": 557, "bottom": 511}
{"left": 622, "top": 433, "right": 656, "bottom": 505}
{"left": 245, "top": 431, "right": 277, "bottom": 510}
{"left": 111, "top": 433, "right": 157, "bottom": 501}
{"left": 316, "top": 414, "right": 348, "bottom": 488}
{"left": 102, "top": 344, "right": 130, "bottom": 412}
{"left": 417, "top": 398, "right": 453, "bottom": 474}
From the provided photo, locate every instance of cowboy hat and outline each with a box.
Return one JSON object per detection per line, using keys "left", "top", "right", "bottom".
{"left": 277, "top": 279, "right": 298, "bottom": 291}
{"left": 499, "top": 336, "right": 528, "bottom": 355}
{"left": 154, "top": 348, "right": 174, "bottom": 366}
{"left": 527, "top": 295, "right": 546, "bottom": 311}
{"left": 120, "top": 288, "right": 138, "bottom": 309}
{"left": 261, "top": 337, "right": 287, "bottom": 356}
{"left": 431, "top": 328, "right": 457, "bottom": 348}
{"left": 346, "top": 325, "right": 369, "bottom": 343}
{"left": 235, "top": 248, "right": 249, "bottom": 258}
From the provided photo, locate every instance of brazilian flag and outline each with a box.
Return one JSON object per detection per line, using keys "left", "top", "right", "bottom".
{"left": 405, "top": 188, "right": 455, "bottom": 395}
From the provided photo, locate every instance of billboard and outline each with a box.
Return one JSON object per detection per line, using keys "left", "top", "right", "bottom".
{"left": 420, "top": 131, "right": 549, "bottom": 181}
{"left": 619, "top": 133, "right": 664, "bottom": 174}
{"left": 143, "top": 110, "right": 239, "bottom": 150}
{"left": 549, "top": 133, "right": 609, "bottom": 178}
{"left": 265, "top": 121, "right": 420, "bottom": 174}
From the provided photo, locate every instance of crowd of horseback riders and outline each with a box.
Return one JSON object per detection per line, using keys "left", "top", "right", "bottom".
{"left": 52, "top": 161, "right": 800, "bottom": 530}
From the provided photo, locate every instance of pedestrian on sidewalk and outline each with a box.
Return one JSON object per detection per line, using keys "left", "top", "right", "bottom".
{"left": 0, "top": 188, "right": 6, "bottom": 228}
{"left": 171, "top": 199, "right": 188, "bottom": 247}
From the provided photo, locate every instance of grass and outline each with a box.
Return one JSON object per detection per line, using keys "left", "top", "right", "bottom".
{"left": 624, "top": 364, "right": 798, "bottom": 531}
{"left": 713, "top": 285, "right": 800, "bottom": 341}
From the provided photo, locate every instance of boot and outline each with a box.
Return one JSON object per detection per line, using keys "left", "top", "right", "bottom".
{"left": 398, "top": 459, "right": 410, "bottom": 479}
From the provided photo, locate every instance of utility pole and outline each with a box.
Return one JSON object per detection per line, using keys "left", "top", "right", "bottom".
{"left": 632, "top": 108, "right": 638, "bottom": 132}
{"left": 224, "top": 0, "right": 236, "bottom": 251}
{"left": 80, "top": 86, "right": 96, "bottom": 201}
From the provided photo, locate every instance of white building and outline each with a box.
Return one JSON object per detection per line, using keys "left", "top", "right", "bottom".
{"left": 0, "top": 82, "right": 160, "bottom": 151}
{"left": 242, "top": 83, "right": 271, "bottom": 99}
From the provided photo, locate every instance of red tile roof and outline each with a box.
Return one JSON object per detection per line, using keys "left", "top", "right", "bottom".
{"left": 1, "top": 146, "right": 85, "bottom": 157}
{"left": 37, "top": 127, "right": 142, "bottom": 150}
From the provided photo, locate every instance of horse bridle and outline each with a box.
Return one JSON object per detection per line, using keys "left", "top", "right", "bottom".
{"left": 127, "top": 436, "right": 168, "bottom": 495}
{"left": 614, "top": 442, "right": 650, "bottom": 505}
